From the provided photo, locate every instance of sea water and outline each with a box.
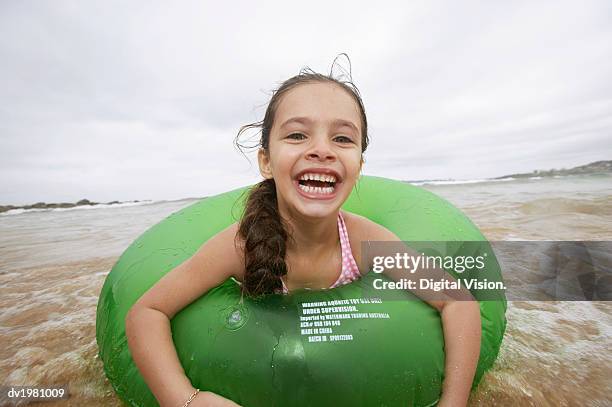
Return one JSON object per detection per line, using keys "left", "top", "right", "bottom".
{"left": 1, "top": 173, "right": 610, "bottom": 406}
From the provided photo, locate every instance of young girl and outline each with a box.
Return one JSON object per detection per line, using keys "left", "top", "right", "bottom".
{"left": 125, "top": 63, "right": 481, "bottom": 407}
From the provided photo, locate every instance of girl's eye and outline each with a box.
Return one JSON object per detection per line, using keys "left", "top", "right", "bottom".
{"left": 334, "top": 135, "right": 354, "bottom": 143}
{"left": 286, "top": 133, "right": 353, "bottom": 143}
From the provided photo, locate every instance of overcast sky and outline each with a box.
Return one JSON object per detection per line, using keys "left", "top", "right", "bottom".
{"left": 1, "top": 0, "right": 611, "bottom": 205}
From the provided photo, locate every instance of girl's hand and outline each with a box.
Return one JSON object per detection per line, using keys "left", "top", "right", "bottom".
{"left": 436, "top": 395, "right": 466, "bottom": 407}
{"left": 436, "top": 397, "right": 451, "bottom": 407}
{"left": 190, "top": 391, "right": 242, "bottom": 407}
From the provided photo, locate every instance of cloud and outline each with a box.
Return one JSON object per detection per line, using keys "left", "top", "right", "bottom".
{"left": 1, "top": 0, "right": 611, "bottom": 204}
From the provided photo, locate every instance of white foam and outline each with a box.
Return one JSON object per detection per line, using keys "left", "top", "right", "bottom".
{"left": 409, "top": 177, "right": 516, "bottom": 186}
{"left": 0, "top": 200, "right": 157, "bottom": 216}
{"left": 503, "top": 235, "right": 546, "bottom": 241}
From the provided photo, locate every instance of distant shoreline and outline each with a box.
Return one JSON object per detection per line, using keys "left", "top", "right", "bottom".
{"left": 1, "top": 160, "right": 610, "bottom": 214}
{"left": 0, "top": 198, "right": 147, "bottom": 214}
{"left": 492, "top": 160, "right": 611, "bottom": 180}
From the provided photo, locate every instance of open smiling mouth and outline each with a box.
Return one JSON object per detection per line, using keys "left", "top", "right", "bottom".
{"left": 296, "top": 173, "right": 338, "bottom": 196}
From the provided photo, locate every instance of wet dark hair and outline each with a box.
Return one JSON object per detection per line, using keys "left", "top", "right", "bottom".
{"left": 234, "top": 54, "right": 369, "bottom": 297}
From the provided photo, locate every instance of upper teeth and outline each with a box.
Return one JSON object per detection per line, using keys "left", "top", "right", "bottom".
{"left": 299, "top": 173, "right": 337, "bottom": 182}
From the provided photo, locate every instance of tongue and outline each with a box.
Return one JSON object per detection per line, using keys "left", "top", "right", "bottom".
{"left": 304, "top": 180, "right": 328, "bottom": 187}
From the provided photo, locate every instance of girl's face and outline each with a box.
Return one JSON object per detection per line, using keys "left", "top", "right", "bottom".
{"left": 258, "top": 82, "right": 363, "bottom": 220}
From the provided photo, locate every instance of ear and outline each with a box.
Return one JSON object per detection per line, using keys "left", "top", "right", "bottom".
{"left": 258, "top": 148, "right": 273, "bottom": 179}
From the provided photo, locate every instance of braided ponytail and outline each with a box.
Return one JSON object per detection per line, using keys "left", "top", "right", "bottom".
{"left": 238, "top": 179, "right": 290, "bottom": 296}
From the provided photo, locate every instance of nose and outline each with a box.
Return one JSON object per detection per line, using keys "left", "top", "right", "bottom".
{"left": 305, "top": 136, "right": 336, "bottom": 162}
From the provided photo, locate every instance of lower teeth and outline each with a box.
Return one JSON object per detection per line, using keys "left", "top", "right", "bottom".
{"left": 299, "top": 184, "right": 334, "bottom": 194}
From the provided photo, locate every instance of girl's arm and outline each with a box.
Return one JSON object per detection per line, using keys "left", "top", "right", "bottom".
{"left": 125, "top": 305, "right": 200, "bottom": 406}
{"left": 125, "top": 223, "right": 243, "bottom": 407}
{"left": 383, "top": 262, "right": 481, "bottom": 406}
{"left": 361, "top": 221, "right": 481, "bottom": 407}
{"left": 428, "top": 300, "right": 481, "bottom": 407}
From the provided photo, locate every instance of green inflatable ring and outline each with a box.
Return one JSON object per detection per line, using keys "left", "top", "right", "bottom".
{"left": 96, "top": 175, "right": 506, "bottom": 407}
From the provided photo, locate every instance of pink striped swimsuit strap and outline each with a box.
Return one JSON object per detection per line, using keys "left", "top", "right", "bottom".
{"left": 331, "top": 211, "right": 361, "bottom": 288}
{"left": 280, "top": 273, "right": 289, "bottom": 294}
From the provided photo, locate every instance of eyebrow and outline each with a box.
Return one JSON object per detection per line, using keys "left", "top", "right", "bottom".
{"left": 279, "top": 117, "right": 359, "bottom": 133}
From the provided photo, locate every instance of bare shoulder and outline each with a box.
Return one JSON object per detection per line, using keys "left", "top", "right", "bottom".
{"left": 224, "top": 222, "right": 246, "bottom": 282}
{"left": 341, "top": 210, "right": 401, "bottom": 243}
{"left": 203, "top": 222, "right": 245, "bottom": 281}
{"left": 341, "top": 210, "right": 401, "bottom": 276}
{"left": 131, "top": 221, "right": 245, "bottom": 319}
